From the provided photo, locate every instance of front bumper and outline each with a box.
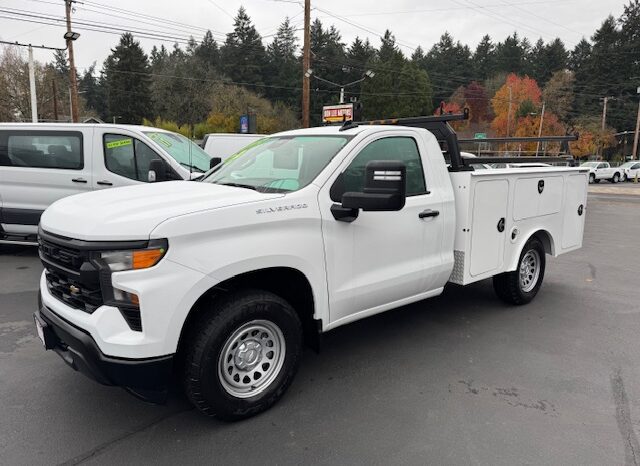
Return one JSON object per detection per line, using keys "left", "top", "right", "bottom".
{"left": 35, "top": 297, "right": 173, "bottom": 390}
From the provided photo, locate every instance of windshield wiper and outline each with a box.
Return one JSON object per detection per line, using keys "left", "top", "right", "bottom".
{"left": 179, "top": 162, "right": 204, "bottom": 173}
{"left": 219, "top": 182, "right": 260, "bottom": 191}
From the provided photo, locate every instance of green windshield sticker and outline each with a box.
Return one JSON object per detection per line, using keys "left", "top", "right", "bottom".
{"left": 148, "top": 133, "right": 173, "bottom": 148}
{"left": 106, "top": 138, "right": 132, "bottom": 149}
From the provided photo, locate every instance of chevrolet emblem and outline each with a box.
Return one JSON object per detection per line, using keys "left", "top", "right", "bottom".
{"left": 69, "top": 285, "right": 81, "bottom": 295}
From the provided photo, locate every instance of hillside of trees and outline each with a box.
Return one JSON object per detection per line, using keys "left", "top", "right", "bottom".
{"left": 1, "top": 2, "right": 639, "bottom": 158}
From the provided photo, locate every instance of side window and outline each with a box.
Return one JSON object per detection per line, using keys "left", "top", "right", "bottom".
{"left": 334, "top": 137, "right": 426, "bottom": 200}
{"left": 0, "top": 131, "right": 83, "bottom": 169}
{"left": 633, "top": 164, "right": 640, "bottom": 170}
{"left": 597, "top": 163, "right": 606, "bottom": 169}
{"left": 103, "top": 134, "right": 161, "bottom": 181}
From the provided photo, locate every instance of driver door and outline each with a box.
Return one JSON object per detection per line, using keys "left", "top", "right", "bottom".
{"left": 319, "top": 133, "right": 445, "bottom": 326}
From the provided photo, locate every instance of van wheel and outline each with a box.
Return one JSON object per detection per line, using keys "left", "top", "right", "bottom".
{"left": 183, "top": 290, "right": 302, "bottom": 421}
{"left": 493, "top": 237, "right": 546, "bottom": 305}
{"left": 589, "top": 173, "right": 595, "bottom": 184}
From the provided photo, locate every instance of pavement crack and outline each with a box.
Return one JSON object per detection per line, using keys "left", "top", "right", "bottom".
{"left": 611, "top": 368, "right": 640, "bottom": 466}
{"left": 57, "top": 405, "right": 193, "bottom": 466}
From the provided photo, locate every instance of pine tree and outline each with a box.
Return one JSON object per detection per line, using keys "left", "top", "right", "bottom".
{"left": 103, "top": 33, "right": 153, "bottom": 123}
{"left": 473, "top": 35, "right": 496, "bottom": 80}
{"left": 195, "top": 30, "right": 220, "bottom": 71}
{"left": 265, "top": 17, "right": 299, "bottom": 107}
{"left": 494, "top": 32, "right": 526, "bottom": 75}
{"left": 221, "top": 7, "right": 267, "bottom": 89}
{"left": 422, "top": 32, "right": 472, "bottom": 106}
{"left": 79, "top": 63, "right": 106, "bottom": 119}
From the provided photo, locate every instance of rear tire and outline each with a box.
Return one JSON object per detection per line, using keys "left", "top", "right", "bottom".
{"left": 183, "top": 290, "right": 302, "bottom": 421}
{"left": 612, "top": 172, "right": 620, "bottom": 183}
{"left": 493, "top": 237, "right": 546, "bottom": 305}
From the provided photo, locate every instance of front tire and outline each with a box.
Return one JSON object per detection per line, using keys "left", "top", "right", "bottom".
{"left": 589, "top": 173, "right": 595, "bottom": 184}
{"left": 612, "top": 172, "right": 620, "bottom": 183}
{"left": 183, "top": 290, "right": 302, "bottom": 420}
{"left": 493, "top": 237, "right": 546, "bottom": 305}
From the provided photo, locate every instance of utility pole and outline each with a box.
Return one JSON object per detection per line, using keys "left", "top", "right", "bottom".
{"left": 506, "top": 85, "right": 512, "bottom": 137}
{"left": 600, "top": 96, "right": 615, "bottom": 157}
{"left": 535, "top": 101, "right": 546, "bottom": 156}
{"left": 633, "top": 87, "right": 640, "bottom": 160}
{"left": 27, "top": 46, "right": 37, "bottom": 123}
{"left": 65, "top": 0, "right": 79, "bottom": 123}
{"left": 52, "top": 80, "right": 59, "bottom": 121}
{"left": 301, "top": 0, "right": 311, "bottom": 128}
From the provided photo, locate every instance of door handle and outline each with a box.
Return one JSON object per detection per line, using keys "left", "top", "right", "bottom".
{"left": 419, "top": 209, "right": 440, "bottom": 219}
{"left": 97, "top": 180, "right": 113, "bottom": 186}
{"left": 71, "top": 177, "right": 87, "bottom": 183}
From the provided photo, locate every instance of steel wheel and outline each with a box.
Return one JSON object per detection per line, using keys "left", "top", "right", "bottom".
{"left": 519, "top": 249, "right": 541, "bottom": 293}
{"left": 218, "top": 319, "right": 286, "bottom": 399}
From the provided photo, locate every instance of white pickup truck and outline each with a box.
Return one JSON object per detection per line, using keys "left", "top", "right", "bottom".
{"left": 580, "top": 161, "right": 623, "bottom": 183}
{"left": 34, "top": 115, "right": 588, "bottom": 420}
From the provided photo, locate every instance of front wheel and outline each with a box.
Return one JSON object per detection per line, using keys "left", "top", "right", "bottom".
{"left": 183, "top": 290, "right": 302, "bottom": 420}
{"left": 589, "top": 173, "right": 595, "bottom": 184}
{"left": 493, "top": 237, "right": 546, "bottom": 305}
{"left": 612, "top": 172, "right": 620, "bottom": 183}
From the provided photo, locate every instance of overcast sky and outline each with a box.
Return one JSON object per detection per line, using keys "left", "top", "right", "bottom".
{"left": 0, "top": 0, "right": 629, "bottom": 73}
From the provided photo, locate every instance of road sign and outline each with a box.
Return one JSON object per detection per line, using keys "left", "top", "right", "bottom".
{"left": 474, "top": 132, "right": 487, "bottom": 139}
{"left": 322, "top": 103, "right": 353, "bottom": 123}
{"left": 240, "top": 115, "right": 249, "bottom": 134}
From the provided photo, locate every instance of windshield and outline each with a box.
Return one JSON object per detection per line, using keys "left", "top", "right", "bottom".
{"left": 620, "top": 162, "right": 635, "bottom": 168}
{"left": 143, "top": 131, "right": 212, "bottom": 173}
{"left": 581, "top": 162, "right": 599, "bottom": 168}
{"left": 202, "top": 135, "right": 351, "bottom": 193}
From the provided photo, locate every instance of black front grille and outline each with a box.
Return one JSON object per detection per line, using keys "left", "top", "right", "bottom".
{"left": 39, "top": 230, "right": 144, "bottom": 332}
{"left": 40, "top": 236, "right": 103, "bottom": 314}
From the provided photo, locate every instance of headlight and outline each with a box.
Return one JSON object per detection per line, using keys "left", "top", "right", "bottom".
{"left": 99, "top": 239, "right": 168, "bottom": 272}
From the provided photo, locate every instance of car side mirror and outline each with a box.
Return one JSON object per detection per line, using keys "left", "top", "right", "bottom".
{"left": 210, "top": 157, "right": 222, "bottom": 169}
{"left": 148, "top": 158, "right": 167, "bottom": 182}
{"left": 331, "top": 160, "right": 407, "bottom": 222}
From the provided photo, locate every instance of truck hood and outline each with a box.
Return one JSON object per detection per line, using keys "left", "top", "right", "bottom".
{"left": 40, "top": 181, "right": 282, "bottom": 241}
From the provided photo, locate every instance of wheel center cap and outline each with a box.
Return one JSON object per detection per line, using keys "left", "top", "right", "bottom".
{"left": 235, "top": 340, "right": 262, "bottom": 370}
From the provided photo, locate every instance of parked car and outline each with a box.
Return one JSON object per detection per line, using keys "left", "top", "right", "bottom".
{"left": 35, "top": 117, "right": 588, "bottom": 420}
{"left": 0, "top": 123, "right": 213, "bottom": 245}
{"left": 619, "top": 161, "right": 640, "bottom": 182}
{"left": 201, "top": 133, "right": 264, "bottom": 161}
{"left": 580, "top": 161, "right": 623, "bottom": 184}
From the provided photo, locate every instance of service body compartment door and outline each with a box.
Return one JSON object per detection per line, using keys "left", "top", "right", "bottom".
{"left": 561, "top": 174, "right": 587, "bottom": 249}
{"left": 513, "top": 175, "right": 564, "bottom": 220}
{"left": 469, "top": 179, "right": 508, "bottom": 276}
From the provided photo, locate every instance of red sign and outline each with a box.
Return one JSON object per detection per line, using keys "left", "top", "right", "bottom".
{"left": 322, "top": 104, "right": 354, "bottom": 123}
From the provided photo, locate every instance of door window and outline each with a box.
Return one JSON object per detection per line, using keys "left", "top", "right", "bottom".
{"left": 597, "top": 163, "right": 606, "bottom": 169}
{"left": 103, "top": 134, "right": 162, "bottom": 181}
{"left": 332, "top": 136, "right": 426, "bottom": 201}
{"left": 0, "top": 131, "right": 83, "bottom": 169}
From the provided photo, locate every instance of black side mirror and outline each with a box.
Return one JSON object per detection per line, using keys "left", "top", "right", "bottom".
{"left": 331, "top": 160, "right": 407, "bottom": 222}
{"left": 148, "top": 158, "right": 167, "bottom": 182}
{"left": 209, "top": 157, "right": 222, "bottom": 169}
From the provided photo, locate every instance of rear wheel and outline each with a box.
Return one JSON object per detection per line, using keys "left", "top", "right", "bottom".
{"left": 183, "top": 290, "right": 302, "bottom": 420}
{"left": 612, "top": 172, "right": 620, "bottom": 183}
{"left": 493, "top": 237, "right": 546, "bottom": 305}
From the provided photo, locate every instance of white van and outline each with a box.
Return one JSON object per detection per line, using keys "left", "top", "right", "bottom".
{"left": 0, "top": 123, "right": 213, "bottom": 244}
{"left": 201, "top": 133, "right": 264, "bottom": 161}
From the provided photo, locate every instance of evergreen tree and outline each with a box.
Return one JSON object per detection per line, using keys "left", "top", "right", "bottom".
{"left": 422, "top": 32, "right": 472, "bottom": 106}
{"left": 195, "top": 30, "right": 220, "bottom": 71}
{"left": 265, "top": 17, "right": 299, "bottom": 107}
{"left": 53, "top": 49, "right": 69, "bottom": 78}
{"left": 494, "top": 32, "right": 526, "bottom": 75}
{"left": 361, "top": 31, "right": 432, "bottom": 119}
{"left": 103, "top": 33, "right": 153, "bottom": 123}
{"left": 221, "top": 7, "right": 267, "bottom": 89}
{"left": 473, "top": 35, "right": 496, "bottom": 80}
{"left": 79, "top": 63, "right": 106, "bottom": 119}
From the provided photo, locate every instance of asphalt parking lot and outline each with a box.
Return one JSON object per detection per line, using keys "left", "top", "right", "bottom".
{"left": 1, "top": 187, "right": 640, "bottom": 466}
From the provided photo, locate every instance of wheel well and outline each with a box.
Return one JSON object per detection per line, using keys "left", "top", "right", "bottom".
{"left": 177, "top": 267, "right": 320, "bottom": 358}
{"left": 532, "top": 230, "right": 554, "bottom": 255}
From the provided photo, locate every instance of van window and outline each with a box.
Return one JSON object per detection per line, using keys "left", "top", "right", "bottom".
{"left": 103, "top": 134, "right": 162, "bottom": 181}
{"left": 0, "top": 131, "right": 83, "bottom": 169}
